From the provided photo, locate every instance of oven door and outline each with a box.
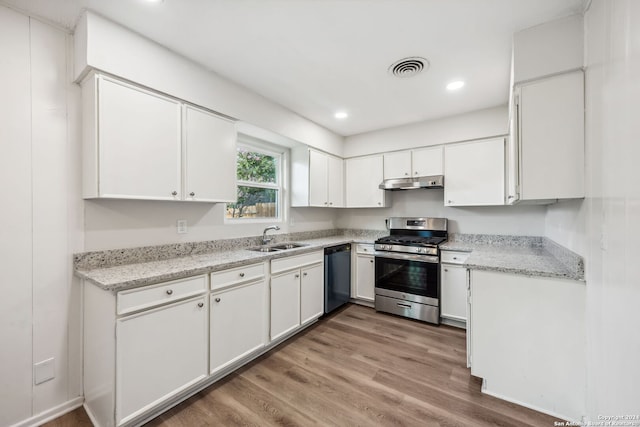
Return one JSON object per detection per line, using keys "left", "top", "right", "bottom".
{"left": 374, "top": 252, "right": 439, "bottom": 305}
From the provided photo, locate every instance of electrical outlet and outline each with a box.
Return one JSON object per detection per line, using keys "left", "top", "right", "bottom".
{"left": 177, "top": 220, "right": 188, "bottom": 234}
{"left": 34, "top": 358, "right": 55, "bottom": 385}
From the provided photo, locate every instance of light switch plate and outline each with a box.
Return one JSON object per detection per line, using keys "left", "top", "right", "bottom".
{"left": 34, "top": 358, "right": 55, "bottom": 385}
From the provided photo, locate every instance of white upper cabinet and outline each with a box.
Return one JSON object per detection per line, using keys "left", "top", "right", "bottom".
{"left": 383, "top": 151, "right": 412, "bottom": 179}
{"left": 383, "top": 146, "right": 443, "bottom": 179}
{"left": 292, "top": 147, "right": 344, "bottom": 207}
{"left": 345, "top": 155, "right": 388, "bottom": 208}
{"left": 82, "top": 73, "right": 237, "bottom": 202}
{"left": 86, "top": 75, "right": 182, "bottom": 200}
{"left": 444, "top": 138, "right": 505, "bottom": 207}
{"left": 509, "top": 71, "right": 584, "bottom": 203}
{"left": 183, "top": 105, "right": 237, "bottom": 202}
{"left": 411, "top": 146, "right": 443, "bottom": 177}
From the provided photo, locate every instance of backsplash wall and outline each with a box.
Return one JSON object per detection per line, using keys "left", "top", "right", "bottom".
{"left": 335, "top": 190, "right": 547, "bottom": 235}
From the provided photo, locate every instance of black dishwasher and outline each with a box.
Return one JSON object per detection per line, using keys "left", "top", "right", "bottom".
{"left": 324, "top": 244, "right": 351, "bottom": 313}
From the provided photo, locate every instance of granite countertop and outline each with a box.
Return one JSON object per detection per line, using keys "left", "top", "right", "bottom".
{"left": 440, "top": 237, "right": 584, "bottom": 281}
{"left": 75, "top": 236, "right": 371, "bottom": 292}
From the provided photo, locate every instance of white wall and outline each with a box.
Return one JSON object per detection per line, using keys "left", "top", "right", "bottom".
{"left": 0, "top": 5, "right": 83, "bottom": 426}
{"left": 343, "top": 105, "right": 508, "bottom": 158}
{"left": 75, "top": 11, "right": 344, "bottom": 157}
{"left": 337, "top": 190, "right": 546, "bottom": 235}
{"left": 582, "top": 0, "right": 640, "bottom": 418}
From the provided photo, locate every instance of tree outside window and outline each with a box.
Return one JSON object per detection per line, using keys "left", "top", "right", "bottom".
{"left": 226, "top": 146, "right": 281, "bottom": 219}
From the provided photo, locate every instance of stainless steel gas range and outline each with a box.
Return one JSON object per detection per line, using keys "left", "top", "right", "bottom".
{"left": 374, "top": 217, "right": 448, "bottom": 324}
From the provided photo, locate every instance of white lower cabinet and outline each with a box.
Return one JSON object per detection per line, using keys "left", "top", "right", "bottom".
{"left": 354, "top": 244, "right": 375, "bottom": 303}
{"left": 210, "top": 279, "right": 267, "bottom": 375}
{"left": 270, "top": 270, "right": 302, "bottom": 341}
{"left": 440, "top": 250, "right": 470, "bottom": 328}
{"left": 270, "top": 251, "right": 324, "bottom": 341}
{"left": 116, "top": 294, "right": 208, "bottom": 425}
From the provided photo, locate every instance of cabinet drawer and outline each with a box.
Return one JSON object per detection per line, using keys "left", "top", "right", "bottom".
{"left": 356, "top": 244, "right": 375, "bottom": 255}
{"left": 441, "top": 251, "right": 471, "bottom": 264}
{"left": 211, "top": 262, "right": 265, "bottom": 291}
{"left": 117, "top": 275, "right": 207, "bottom": 315}
{"left": 271, "top": 251, "right": 324, "bottom": 274}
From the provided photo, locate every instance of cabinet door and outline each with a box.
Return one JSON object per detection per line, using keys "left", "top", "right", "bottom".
{"left": 327, "top": 155, "right": 344, "bottom": 207}
{"left": 98, "top": 77, "right": 182, "bottom": 200}
{"left": 116, "top": 295, "right": 207, "bottom": 424}
{"left": 440, "top": 263, "right": 468, "bottom": 322}
{"left": 411, "top": 146, "right": 443, "bottom": 177}
{"left": 184, "top": 106, "right": 237, "bottom": 202}
{"left": 210, "top": 280, "right": 266, "bottom": 375}
{"left": 345, "top": 155, "right": 386, "bottom": 208}
{"left": 383, "top": 151, "right": 411, "bottom": 179}
{"left": 308, "top": 150, "right": 328, "bottom": 207}
{"left": 300, "top": 263, "right": 324, "bottom": 325}
{"left": 444, "top": 138, "right": 505, "bottom": 206}
{"left": 355, "top": 255, "right": 375, "bottom": 301}
{"left": 270, "top": 270, "right": 301, "bottom": 341}
{"left": 518, "top": 71, "right": 584, "bottom": 200}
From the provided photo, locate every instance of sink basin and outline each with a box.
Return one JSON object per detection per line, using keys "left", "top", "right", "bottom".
{"left": 247, "top": 242, "right": 308, "bottom": 252}
{"left": 270, "top": 242, "right": 308, "bottom": 250}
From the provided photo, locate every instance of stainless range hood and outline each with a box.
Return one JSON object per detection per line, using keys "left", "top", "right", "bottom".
{"left": 379, "top": 175, "right": 444, "bottom": 191}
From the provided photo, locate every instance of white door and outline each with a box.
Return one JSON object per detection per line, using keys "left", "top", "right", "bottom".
{"left": 444, "top": 138, "right": 505, "bottom": 206}
{"left": 355, "top": 255, "right": 375, "bottom": 301}
{"left": 184, "top": 106, "right": 237, "bottom": 202}
{"left": 440, "top": 263, "right": 468, "bottom": 322}
{"left": 116, "top": 295, "right": 208, "bottom": 425}
{"left": 300, "top": 263, "right": 324, "bottom": 325}
{"left": 383, "top": 151, "right": 411, "bottom": 179}
{"left": 98, "top": 77, "right": 182, "bottom": 200}
{"left": 327, "top": 155, "right": 344, "bottom": 207}
{"left": 345, "top": 155, "right": 385, "bottom": 207}
{"left": 270, "top": 270, "right": 301, "bottom": 341}
{"left": 210, "top": 280, "right": 266, "bottom": 375}
{"left": 411, "top": 146, "right": 443, "bottom": 177}
{"left": 308, "top": 150, "right": 328, "bottom": 207}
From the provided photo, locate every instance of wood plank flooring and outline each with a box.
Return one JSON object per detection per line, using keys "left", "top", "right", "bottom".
{"left": 44, "top": 304, "right": 561, "bottom": 427}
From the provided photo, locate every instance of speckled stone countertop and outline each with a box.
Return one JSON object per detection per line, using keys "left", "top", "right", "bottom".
{"left": 441, "top": 234, "right": 585, "bottom": 281}
{"left": 75, "top": 231, "right": 384, "bottom": 292}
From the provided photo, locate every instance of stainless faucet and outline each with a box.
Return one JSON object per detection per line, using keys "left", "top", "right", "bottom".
{"left": 262, "top": 225, "right": 280, "bottom": 245}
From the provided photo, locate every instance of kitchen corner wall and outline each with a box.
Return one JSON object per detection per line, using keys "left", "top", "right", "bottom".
{"left": 338, "top": 106, "right": 548, "bottom": 235}
{"left": 0, "top": 5, "right": 83, "bottom": 426}
{"left": 547, "top": 0, "right": 640, "bottom": 418}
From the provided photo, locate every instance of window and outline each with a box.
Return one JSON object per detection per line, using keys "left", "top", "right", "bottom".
{"left": 226, "top": 141, "right": 283, "bottom": 221}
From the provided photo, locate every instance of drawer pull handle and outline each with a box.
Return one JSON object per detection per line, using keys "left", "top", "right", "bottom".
{"left": 197, "top": 302, "right": 204, "bottom": 308}
{"left": 166, "top": 289, "right": 173, "bottom": 295}
{"left": 397, "top": 303, "right": 412, "bottom": 309}
{"left": 239, "top": 272, "right": 245, "bottom": 277}
{"left": 215, "top": 297, "right": 221, "bottom": 303}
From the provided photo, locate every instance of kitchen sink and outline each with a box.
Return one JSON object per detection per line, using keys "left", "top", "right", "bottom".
{"left": 247, "top": 242, "right": 308, "bottom": 252}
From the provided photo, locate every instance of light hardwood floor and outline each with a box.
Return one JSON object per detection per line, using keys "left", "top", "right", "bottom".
{"left": 44, "top": 304, "right": 561, "bottom": 426}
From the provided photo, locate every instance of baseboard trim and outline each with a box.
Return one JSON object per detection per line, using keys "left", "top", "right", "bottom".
{"left": 10, "top": 397, "right": 84, "bottom": 427}
{"left": 481, "top": 386, "right": 581, "bottom": 423}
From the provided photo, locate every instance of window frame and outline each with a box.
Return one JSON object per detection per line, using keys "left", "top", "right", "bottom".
{"left": 225, "top": 137, "right": 287, "bottom": 224}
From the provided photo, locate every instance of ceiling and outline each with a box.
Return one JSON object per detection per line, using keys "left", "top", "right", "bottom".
{"left": 2, "top": 0, "right": 585, "bottom": 136}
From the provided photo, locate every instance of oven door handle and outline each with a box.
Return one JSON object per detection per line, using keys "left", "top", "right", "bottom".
{"left": 374, "top": 252, "right": 439, "bottom": 264}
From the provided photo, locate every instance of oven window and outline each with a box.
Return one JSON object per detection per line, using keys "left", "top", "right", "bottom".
{"left": 375, "top": 257, "right": 438, "bottom": 298}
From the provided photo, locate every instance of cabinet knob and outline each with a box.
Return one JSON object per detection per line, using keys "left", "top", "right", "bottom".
{"left": 453, "top": 257, "right": 458, "bottom": 260}
{"left": 303, "top": 272, "right": 308, "bottom": 277}
{"left": 404, "top": 172, "right": 409, "bottom": 176}
{"left": 189, "top": 192, "right": 195, "bottom": 197}
{"left": 329, "top": 202, "right": 333, "bottom": 206}
{"left": 377, "top": 202, "right": 381, "bottom": 206}
{"left": 215, "top": 297, "right": 221, "bottom": 303}
{"left": 444, "top": 268, "right": 449, "bottom": 272}
{"left": 447, "top": 200, "right": 453, "bottom": 204}
{"left": 166, "top": 289, "right": 173, "bottom": 295}
{"left": 239, "top": 272, "right": 245, "bottom": 277}
{"left": 197, "top": 302, "right": 204, "bottom": 308}
{"left": 370, "top": 259, "right": 374, "bottom": 263}
{"left": 295, "top": 274, "right": 300, "bottom": 279}
{"left": 414, "top": 171, "right": 418, "bottom": 175}
{"left": 171, "top": 191, "right": 178, "bottom": 196}
{"left": 324, "top": 202, "right": 328, "bottom": 205}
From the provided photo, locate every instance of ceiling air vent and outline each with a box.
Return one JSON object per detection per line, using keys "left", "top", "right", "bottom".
{"left": 388, "top": 57, "right": 429, "bottom": 78}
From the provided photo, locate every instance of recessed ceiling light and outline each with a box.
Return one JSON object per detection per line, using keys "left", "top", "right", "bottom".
{"left": 334, "top": 111, "right": 348, "bottom": 119}
{"left": 446, "top": 81, "right": 465, "bottom": 91}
